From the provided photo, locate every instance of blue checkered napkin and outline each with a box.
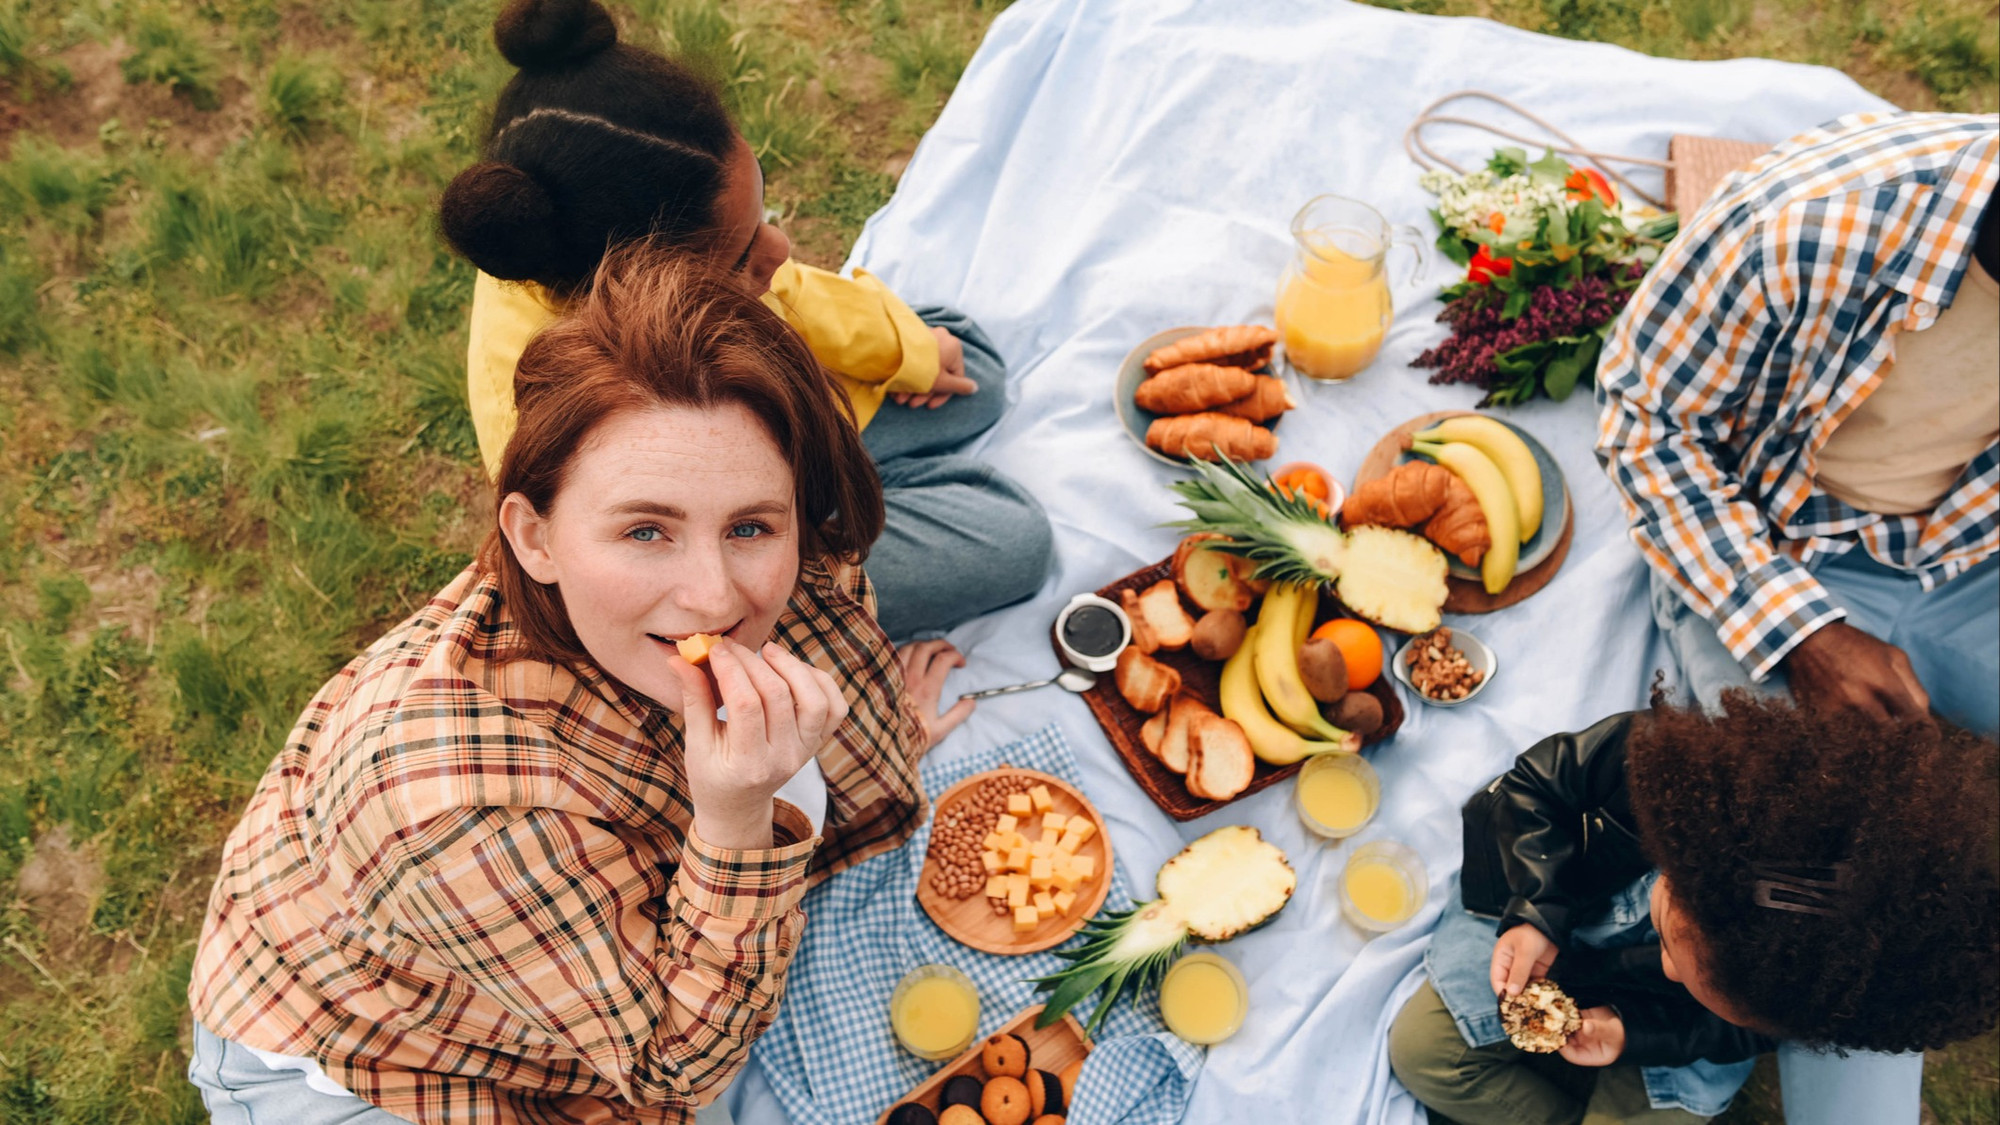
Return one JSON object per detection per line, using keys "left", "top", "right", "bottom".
{"left": 749, "top": 724, "right": 1203, "bottom": 1125}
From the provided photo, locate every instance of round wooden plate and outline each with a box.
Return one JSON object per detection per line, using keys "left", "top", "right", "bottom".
{"left": 1355, "top": 410, "right": 1576, "bottom": 614}
{"left": 916, "top": 768, "right": 1116, "bottom": 956}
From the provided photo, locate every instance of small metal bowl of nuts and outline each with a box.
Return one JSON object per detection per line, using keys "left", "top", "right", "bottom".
{"left": 1392, "top": 626, "right": 1496, "bottom": 707}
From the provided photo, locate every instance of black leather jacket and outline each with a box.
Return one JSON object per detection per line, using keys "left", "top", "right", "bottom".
{"left": 1459, "top": 713, "right": 1776, "bottom": 1068}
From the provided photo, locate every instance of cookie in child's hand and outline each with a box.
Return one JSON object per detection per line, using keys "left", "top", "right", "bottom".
{"left": 1499, "top": 978, "right": 1581, "bottom": 1053}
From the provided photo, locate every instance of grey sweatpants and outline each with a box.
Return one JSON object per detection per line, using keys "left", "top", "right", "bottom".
{"left": 862, "top": 307, "right": 1053, "bottom": 641}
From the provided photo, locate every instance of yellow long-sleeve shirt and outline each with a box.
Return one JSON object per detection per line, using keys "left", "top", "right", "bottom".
{"left": 466, "top": 260, "right": 941, "bottom": 478}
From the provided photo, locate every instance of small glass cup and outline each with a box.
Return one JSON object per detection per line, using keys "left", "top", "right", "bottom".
{"left": 1340, "top": 839, "right": 1428, "bottom": 933}
{"left": 1294, "top": 753, "right": 1381, "bottom": 840}
{"left": 1158, "top": 951, "right": 1249, "bottom": 1045}
{"left": 889, "top": 963, "right": 980, "bottom": 1060}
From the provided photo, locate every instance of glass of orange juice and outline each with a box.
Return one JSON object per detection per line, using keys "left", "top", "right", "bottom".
{"left": 1158, "top": 951, "right": 1248, "bottom": 1045}
{"left": 1340, "top": 840, "right": 1428, "bottom": 933}
{"left": 890, "top": 964, "right": 980, "bottom": 1059}
{"left": 1295, "top": 753, "right": 1380, "bottom": 840}
{"left": 1274, "top": 195, "right": 1432, "bottom": 383}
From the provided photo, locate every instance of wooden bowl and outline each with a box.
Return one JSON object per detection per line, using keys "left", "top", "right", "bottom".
{"left": 875, "top": 1005, "right": 1092, "bottom": 1125}
{"left": 916, "top": 768, "right": 1115, "bottom": 955}
{"left": 1062, "top": 558, "right": 1404, "bottom": 821}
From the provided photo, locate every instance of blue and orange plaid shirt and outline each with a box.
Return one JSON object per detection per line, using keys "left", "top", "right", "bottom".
{"left": 190, "top": 559, "right": 928, "bottom": 1123}
{"left": 1598, "top": 112, "right": 1998, "bottom": 680}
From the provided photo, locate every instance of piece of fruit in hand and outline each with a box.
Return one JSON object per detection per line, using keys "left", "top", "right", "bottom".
{"left": 1114, "top": 645, "right": 1181, "bottom": 713}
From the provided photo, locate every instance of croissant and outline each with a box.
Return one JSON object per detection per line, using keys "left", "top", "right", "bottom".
{"left": 1146, "top": 413, "right": 1278, "bottom": 461}
{"left": 1211, "top": 376, "right": 1294, "bottom": 422}
{"left": 1343, "top": 461, "right": 1489, "bottom": 565}
{"left": 1135, "top": 363, "right": 1259, "bottom": 414}
{"left": 1143, "top": 325, "right": 1279, "bottom": 374}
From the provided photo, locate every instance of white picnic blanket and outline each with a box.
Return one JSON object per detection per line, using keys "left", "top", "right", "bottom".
{"left": 723, "top": 1, "right": 1890, "bottom": 1122}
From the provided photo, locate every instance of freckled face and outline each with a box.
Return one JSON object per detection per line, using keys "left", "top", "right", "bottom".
{"left": 500, "top": 402, "right": 799, "bottom": 712}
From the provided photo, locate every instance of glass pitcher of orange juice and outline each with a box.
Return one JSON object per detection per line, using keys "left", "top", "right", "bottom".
{"left": 1275, "top": 195, "right": 1431, "bottom": 382}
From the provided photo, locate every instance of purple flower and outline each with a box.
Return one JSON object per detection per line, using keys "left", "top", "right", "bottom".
{"left": 1411, "top": 268, "right": 1640, "bottom": 391}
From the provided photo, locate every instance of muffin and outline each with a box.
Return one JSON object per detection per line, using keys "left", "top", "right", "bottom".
{"left": 937, "top": 1106, "right": 984, "bottom": 1125}
{"left": 940, "top": 1074, "right": 984, "bottom": 1111}
{"left": 981, "top": 1075, "right": 1032, "bottom": 1125}
{"left": 887, "top": 1106, "right": 938, "bottom": 1125}
{"left": 980, "top": 1032, "right": 1031, "bottom": 1079}
{"left": 1499, "top": 978, "right": 1582, "bottom": 1053}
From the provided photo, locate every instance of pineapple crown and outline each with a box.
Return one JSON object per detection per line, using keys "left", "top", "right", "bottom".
{"left": 1167, "top": 456, "right": 1345, "bottom": 588}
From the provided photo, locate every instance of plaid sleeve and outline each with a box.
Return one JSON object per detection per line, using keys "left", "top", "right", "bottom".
{"left": 375, "top": 805, "right": 813, "bottom": 1109}
{"left": 1596, "top": 203, "right": 1845, "bottom": 681}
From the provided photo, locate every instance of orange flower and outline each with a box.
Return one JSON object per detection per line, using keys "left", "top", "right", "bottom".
{"left": 1486, "top": 211, "right": 1507, "bottom": 234}
{"left": 1565, "top": 167, "right": 1617, "bottom": 206}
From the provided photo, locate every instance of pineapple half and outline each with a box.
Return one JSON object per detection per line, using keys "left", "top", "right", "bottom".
{"left": 1169, "top": 456, "right": 1449, "bottom": 634}
{"left": 1030, "top": 826, "right": 1295, "bottom": 1033}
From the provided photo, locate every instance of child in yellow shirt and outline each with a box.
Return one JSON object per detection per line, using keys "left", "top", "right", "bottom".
{"left": 441, "top": 0, "right": 1050, "bottom": 640}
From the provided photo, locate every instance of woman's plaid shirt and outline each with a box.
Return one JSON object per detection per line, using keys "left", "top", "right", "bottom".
{"left": 189, "top": 558, "right": 928, "bottom": 1123}
{"left": 1598, "top": 112, "right": 1998, "bottom": 680}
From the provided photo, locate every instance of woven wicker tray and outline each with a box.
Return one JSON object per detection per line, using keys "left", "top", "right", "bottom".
{"left": 1061, "top": 558, "right": 1404, "bottom": 821}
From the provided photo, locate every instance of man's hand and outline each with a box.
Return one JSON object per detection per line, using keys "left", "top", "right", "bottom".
{"left": 1784, "top": 621, "right": 1930, "bottom": 722}
{"left": 890, "top": 329, "right": 974, "bottom": 409}
{"left": 1491, "top": 923, "right": 1559, "bottom": 998}
{"left": 898, "top": 639, "right": 975, "bottom": 751}
{"left": 1559, "top": 1007, "right": 1626, "bottom": 1067}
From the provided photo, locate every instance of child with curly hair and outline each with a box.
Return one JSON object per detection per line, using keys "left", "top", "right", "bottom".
{"left": 439, "top": 0, "right": 1052, "bottom": 641}
{"left": 1389, "top": 693, "right": 1998, "bottom": 1125}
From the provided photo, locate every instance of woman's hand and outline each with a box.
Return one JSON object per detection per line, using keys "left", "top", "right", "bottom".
{"left": 668, "top": 639, "right": 849, "bottom": 851}
{"left": 1490, "top": 922, "right": 1559, "bottom": 997}
{"left": 890, "top": 329, "right": 975, "bottom": 409}
{"left": 899, "top": 639, "right": 975, "bottom": 750}
{"left": 1558, "top": 1007, "right": 1626, "bottom": 1067}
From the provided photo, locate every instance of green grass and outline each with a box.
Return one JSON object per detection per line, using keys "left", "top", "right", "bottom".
{"left": 0, "top": 1, "right": 1992, "bottom": 1122}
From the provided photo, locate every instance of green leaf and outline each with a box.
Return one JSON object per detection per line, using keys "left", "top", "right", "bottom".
{"left": 1541, "top": 336, "right": 1601, "bottom": 400}
{"left": 1488, "top": 147, "right": 1528, "bottom": 177}
{"left": 1501, "top": 285, "right": 1533, "bottom": 320}
{"left": 1527, "top": 148, "right": 1571, "bottom": 187}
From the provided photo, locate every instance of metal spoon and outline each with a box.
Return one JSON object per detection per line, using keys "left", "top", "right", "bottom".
{"left": 958, "top": 666, "right": 1098, "bottom": 701}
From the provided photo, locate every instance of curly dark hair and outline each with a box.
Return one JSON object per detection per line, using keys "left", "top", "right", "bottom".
{"left": 1626, "top": 690, "right": 1998, "bottom": 1053}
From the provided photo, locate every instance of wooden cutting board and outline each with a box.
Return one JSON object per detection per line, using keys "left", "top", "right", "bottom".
{"left": 916, "top": 768, "right": 1115, "bottom": 955}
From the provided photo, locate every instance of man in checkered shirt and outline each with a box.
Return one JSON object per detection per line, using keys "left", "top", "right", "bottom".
{"left": 1597, "top": 111, "right": 1996, "bottom": 1125}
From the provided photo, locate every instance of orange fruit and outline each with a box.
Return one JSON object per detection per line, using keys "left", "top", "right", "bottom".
{"left": 1310, "top": 619, "right": 1383, "bottom": 691}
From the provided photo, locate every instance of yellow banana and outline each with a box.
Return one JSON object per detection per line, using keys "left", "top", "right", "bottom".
{"left": 1221, "top": 618, "right": 1354, "bottom": 765}
{"left": 1254, "top": 584, "right": 1352, "bottom": 742}
{"left": 1412, "top": 415, "right": 1544, "bottom": 542}
{"left": 1412, "top": 440, "right": 1520, "bottom": 594}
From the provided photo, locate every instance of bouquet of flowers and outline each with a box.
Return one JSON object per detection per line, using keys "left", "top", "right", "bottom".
{"left": 1413, "top": 148, "right": 1677, "bottom": 406}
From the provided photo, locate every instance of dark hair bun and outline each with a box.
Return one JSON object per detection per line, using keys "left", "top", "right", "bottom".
{"left": 439, "top": 162, "right": 568, "bottom": 284}
{"left": 494, "top": 0, "right": 618, "bottom": 71}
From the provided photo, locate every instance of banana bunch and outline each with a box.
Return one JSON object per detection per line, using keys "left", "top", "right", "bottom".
{"left": 1410, "top": 416, "right": 1545, "bottom": 595}
{"left": 1218, "top": 582, "right": 1358, "bottom": 765}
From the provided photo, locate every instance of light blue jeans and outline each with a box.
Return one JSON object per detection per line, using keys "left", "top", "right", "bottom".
{"left": 862, "top": 307, "right": 1054, "bottom": 640}
{"left": 188, "top": 1023, "right": 736, "bottom": 1124}
{"left": 1649, "top": 548, "right": 1999, "bottom": 1125}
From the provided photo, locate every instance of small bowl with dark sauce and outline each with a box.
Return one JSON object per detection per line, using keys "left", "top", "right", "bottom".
{"left": 1055, "top": 593, "right": 1132, "bottom": 672}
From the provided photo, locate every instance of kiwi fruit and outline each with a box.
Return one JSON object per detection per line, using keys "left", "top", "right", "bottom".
{"left": 1328, "top": 690, "right": 1384, "bottom": 735}
{"left": 1298, "top": 637, "right": 1349, "bottom": 703}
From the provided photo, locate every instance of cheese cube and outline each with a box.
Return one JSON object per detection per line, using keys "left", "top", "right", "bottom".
{"left": 980, "top": 850, "right": 1003, "bottom": 874}
{"left": 1069, "top": 855, "right": 1096, "bottom": 880}
{"left": 1050, "top": 863, "right": 1082, "bottom": 892}
{"left": 1029, "top": 839, "right": 1055, "bottom": 859}
{"left": 1006, "top": 847, "right": 1030, "bottom": 873}
{"left": 1056, "top": 829, "right": 1083, "bottom": 854}
{"left": 1029, "top": 785, "right": 1054, "bottom": 812}
{"left": 982, "top": 831, "right": 1006, "bottom": 851}
{"left": 985, "top": 875, "right": 1009, "bottom": 899}
{"left": 1040, "top": 826, "right": 1064, "bottom": 846}
{"left": 1029, "top": 856, "right": 1053, "bottom": 883}
{"left": 1013, "top": 904, "right": 1040, "bottom": 932}
{"left": 1066, "top": 819, "right": 1096, "bottom": 844}
{"left": 1007, "top": 793, "right": 1032, "bottom": 816}
{"left": 996, "top": 814, "right": 1019, "bottom": 834}
{"left": 1054, "top": 889, "right": 1077, "bottom": 916}
{"left": 1033, "top": 890, "right": 1057, "bottom": 919}
{"left": 1007, "top": 873, "right": 1030, "bottom": 897}
{"left": 1042, "top": 812, "right": 1068, "bottom": 831}
{"left": 1006, "top": 877, "right": 1030, "bottom": 908}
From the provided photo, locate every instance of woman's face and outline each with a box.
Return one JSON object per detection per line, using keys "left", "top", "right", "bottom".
{"left": 713, "top": 134, "right": 792, "bottom": 292}
{"left": 499, "top": 402, "right": 800, "bottom": 713}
